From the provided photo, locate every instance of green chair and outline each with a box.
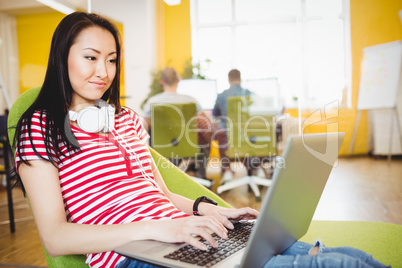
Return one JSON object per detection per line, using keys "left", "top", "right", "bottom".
{"left": 8, "top": 87, "right": 88, "bottom": 267}
{"left": 151, "top": 102, "right": 211, "bottom": 187}
{"left": 217, "top": 96, "right": 277, "bottom": 201}
{"left": 7, "top": 88, "right": 402, "bottom": 268}
{"left": 151, "top": 102, "right": 199, "bottom": 160}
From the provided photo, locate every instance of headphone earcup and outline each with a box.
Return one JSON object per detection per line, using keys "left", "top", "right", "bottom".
{"left": 76, "top": 107, "right": 106, "bottom": 133}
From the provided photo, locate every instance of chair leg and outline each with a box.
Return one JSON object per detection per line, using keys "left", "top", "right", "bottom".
{"left": 4, "top": 144, "right": 15, "bottom": 233}
{"left": 216, "top": 175, "right": 272, "bottom": 201}
{"left": 217, "top": 176, "right": 251, "bottom": 194}
{"left": 247, "top": 178, "right": 262, "bottom": 202}
{"left": 250, "top": 176, "right": 272, "bottom": 187}
{"left": 6, "top": 175, "right": 15, "bottom": 233}
{"left": 216, "top": 158, "right": 274, "bottom": 201}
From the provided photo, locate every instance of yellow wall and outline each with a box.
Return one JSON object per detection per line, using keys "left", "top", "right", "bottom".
{"left": 16, "top": 11, "right": 125, "bottom": 103}
{"left": 351, "top": 0, "right": 402, "bottom": 111}
{"left": 16, "top": 12, "right": 64, "bottom": 93}
{"left": 156, "top": 0, "right": 191, "bottom": 73}
{"left": 160, "top": 0, "right": 402, "bottom": 155}
{"left": 345, "top": 0, "right": 402, "bottom": 155}
{"left": 285, "top": 108, "right": 368, "bottom": 155}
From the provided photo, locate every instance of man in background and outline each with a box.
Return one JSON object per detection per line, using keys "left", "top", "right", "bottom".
{"left": 212, "top": 69, "right": 253, "bottom": 129}
{"left": 212, "top": 69, "right": 255, "bottom": 181}
{"left": 142, "top": 67, "right": 203, "bottom": 128}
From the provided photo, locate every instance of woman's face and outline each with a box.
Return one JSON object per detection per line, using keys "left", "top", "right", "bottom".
{"left": 68, "top": 26, "right": 117, "bottom": 110}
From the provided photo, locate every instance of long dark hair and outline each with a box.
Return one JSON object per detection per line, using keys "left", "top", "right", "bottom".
{"left": 14, "top": 11, "right": 122, "bottom": 166}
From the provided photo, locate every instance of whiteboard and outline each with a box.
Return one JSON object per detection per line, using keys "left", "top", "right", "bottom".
{"left": 357, "top": 40, "right": 402, "bottom": 110}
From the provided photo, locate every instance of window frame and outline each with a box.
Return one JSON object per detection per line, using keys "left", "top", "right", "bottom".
{"left": 190, "top": 0, "right": 352, "bottom": 109}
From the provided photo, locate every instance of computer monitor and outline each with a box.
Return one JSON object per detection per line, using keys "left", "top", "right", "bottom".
{"left": 177, "top": 79, "right": 218, "bottom": 110}
{"left": 242, "top": 77, "right": 282, "bottom": 115}
{"left": 243, "top": 77, "right": 279, "bottom": 99}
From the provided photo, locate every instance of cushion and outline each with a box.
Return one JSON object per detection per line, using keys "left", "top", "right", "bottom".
{"left": 301, "top": 220, "right": 402, "bottom": 267}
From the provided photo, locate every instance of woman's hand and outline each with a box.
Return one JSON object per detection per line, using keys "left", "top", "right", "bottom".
{"left": 197, "top": 204, "right": 259, "bottom": 230}
{"left": 149, "top": 216, "right": 228, "bottom": 251}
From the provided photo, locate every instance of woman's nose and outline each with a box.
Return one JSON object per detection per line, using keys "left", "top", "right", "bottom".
{"left": 96, "top": 61, "right": 107, "bottom": 78}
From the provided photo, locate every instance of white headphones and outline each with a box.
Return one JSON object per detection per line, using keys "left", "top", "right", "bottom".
{"left": 70, "top": 100, "right": 163, "bottom": 191}
{"left": 69, "top": 99, "right": 115, "bottom": 133}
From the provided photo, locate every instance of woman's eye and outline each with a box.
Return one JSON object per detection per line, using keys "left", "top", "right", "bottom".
{"left": 85, "top": 56, "right": 96, "bottom": 61}
{"left": 108, "top": 59, "right": 117, "bottom": 63}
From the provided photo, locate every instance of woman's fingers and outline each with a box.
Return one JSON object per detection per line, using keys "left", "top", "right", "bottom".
{"left": 190, "top": 227, "right": 218, "bottom": 249}
{"left": 222, "top": 207, "right": 259, "bottom": 222}
{"left": 214, "top": 214, "right": 235, "bottom": 229}
{"left": 167, "top": 216, "right": 227, "bottom": 250}
{"left": 197, "top": 216, "right": 228, "bottom": 239}
{"left": 158, "top": 209, "right": 257, "bottom": 251}
{"left": 186, "top": 236, "right": 208, "bottom": 251}
{"left": 204, "top": 207, "right": 258, "bottom": 230}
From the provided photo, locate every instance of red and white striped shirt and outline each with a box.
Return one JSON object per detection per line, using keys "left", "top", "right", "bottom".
{"left": 16, "top": 108, "right": 189, "bottom": 268}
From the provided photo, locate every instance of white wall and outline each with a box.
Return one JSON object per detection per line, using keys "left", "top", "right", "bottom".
{"left": 91, "top": 0, "right": 156, "bottom": 117}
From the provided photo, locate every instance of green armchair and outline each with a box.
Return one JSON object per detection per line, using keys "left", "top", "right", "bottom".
{"left": 8, "top": 87, "right": 402, "bottom": 267}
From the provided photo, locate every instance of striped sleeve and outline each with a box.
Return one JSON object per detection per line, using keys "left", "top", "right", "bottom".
{"left": 15, "top": 111, "right": 59, "bottom": 168}
{"left": 127, "top": 108, "right": 149, "bottom": 142}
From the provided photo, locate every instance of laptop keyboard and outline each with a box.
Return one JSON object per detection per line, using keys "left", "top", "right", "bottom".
{"left": 164, "top": 221, "right": 254, "bottom": 267}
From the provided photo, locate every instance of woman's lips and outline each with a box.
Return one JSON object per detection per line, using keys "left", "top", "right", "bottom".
{"left": 90, "top": 81, "right": 107, "bottom": 88}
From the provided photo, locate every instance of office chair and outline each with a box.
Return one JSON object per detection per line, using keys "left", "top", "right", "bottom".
{"left": 151, "top": 102, "right": 212, "bottom": 188}
{"left": 0, "top": 114, "right": 15, "bottom": 233}
{"left": 216, "top": 96, "right": 276, "bottom": 201}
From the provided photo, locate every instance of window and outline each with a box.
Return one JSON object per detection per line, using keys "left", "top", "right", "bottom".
{"left": 190, "top": 0, "right": 351, "bottom": 109}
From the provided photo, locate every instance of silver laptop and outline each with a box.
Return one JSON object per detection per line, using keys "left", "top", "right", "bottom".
{"left": 114, "top": 132, "right": 345, "bottom": 268}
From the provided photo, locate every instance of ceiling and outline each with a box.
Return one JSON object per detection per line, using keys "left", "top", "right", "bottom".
{"left": 0, "top": 0, "right": 88, "bottom": 15}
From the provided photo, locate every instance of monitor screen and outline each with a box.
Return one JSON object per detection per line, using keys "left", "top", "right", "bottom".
{"left": 242, "top": 77, "right": 282, "bottom": 114}
{"left": 242, "top": 77, "right": 279, "bottom": 99}
{"left": 177, "top": 79, "right": 218, "bottom": 110}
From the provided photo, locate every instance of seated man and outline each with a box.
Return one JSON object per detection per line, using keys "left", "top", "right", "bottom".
{"left": 213, "top": 69, "right": 254, "bottom": 180}
{"left": 213, "top": 69, "right": 253, "bottom": 129}
{"left": 142, "top": 67, "right": 228, "bottom": 171}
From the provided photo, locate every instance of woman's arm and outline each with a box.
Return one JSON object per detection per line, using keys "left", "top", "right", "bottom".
{"left": 19, "top": 160, "right": 229, "bottom": 256}
{"left": 150, "top": 159, "right": 259, "bottom": 229}
{"left": 19, "top": 160, "right": 157, "bottom": 256}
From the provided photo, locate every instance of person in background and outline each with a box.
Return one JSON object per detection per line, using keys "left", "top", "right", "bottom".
{"left": 142, "top": 67, "right": 228, "bottom": 164}
{"left": 212, "top": 69, "right": 253, "bottom": 181}
{"left": 12, "top": 11, "right": 389, "bottom": 268}
{"left": 212, "top": 69, "right": 253, "bottom": 128}
{"left": 142, "top": 67, "right": 203, "bottom": 128}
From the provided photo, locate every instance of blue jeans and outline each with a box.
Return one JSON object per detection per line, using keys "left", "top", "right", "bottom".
{"left": 115, "top": 241, "right": 389, "bottom": 268}
{"left": 264, "top": 241, "right": 390, "bottom": 268}
{"left": 115, "top": 258, "right": 159, "bottom": 268}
